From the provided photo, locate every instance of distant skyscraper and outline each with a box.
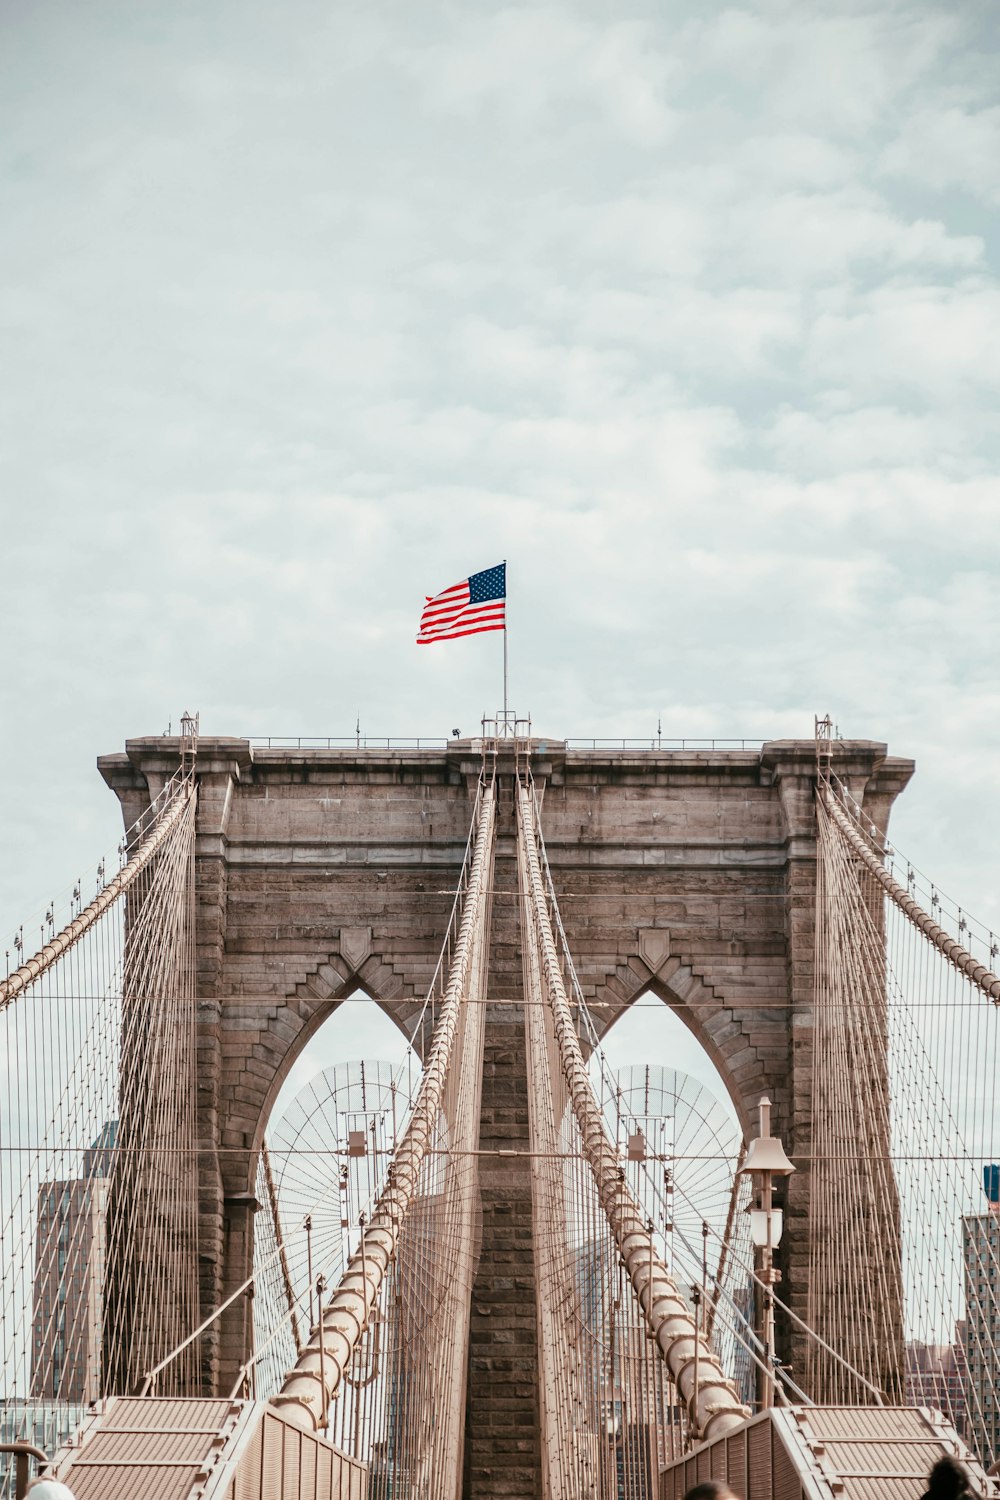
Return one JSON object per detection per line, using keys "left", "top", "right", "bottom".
{"left": 30, "top": 1123, "right": 116, "bottom": 1403}
{"left": 960, "top": 1167, "right": 1000, "bottom": 1469}
{"left": 904, "top": 1339, "right": 967, "bottom": 1437}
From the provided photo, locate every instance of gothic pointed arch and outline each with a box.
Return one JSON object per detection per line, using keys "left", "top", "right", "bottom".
{"left": 217, "top": 930, "right": 432, "bottom": 1203}
{"left": 290, "top": 929, "right": 431, "bottom": 1056}
{"left": 588, "top": 930, "right": 779, "bottom": 1140}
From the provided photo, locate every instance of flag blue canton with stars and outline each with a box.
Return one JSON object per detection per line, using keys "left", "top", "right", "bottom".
{"left": 469, "top": 563, "right": 506, "bottom": 603}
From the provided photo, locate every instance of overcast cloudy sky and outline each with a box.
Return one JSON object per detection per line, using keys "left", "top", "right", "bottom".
{"left": 2, "top": 0, "right": 999, "bottom": 952}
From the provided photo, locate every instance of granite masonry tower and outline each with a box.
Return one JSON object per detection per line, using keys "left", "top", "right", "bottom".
{"left": 99, "top": 732, "right": 913, "bottom": 1495}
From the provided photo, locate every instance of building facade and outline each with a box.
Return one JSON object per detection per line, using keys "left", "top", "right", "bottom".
{"left": 904, "top": 1339, "right": 967, "bottom": 1438}
{"left": 30, "top": 1124, "right": 115, "bottom": 1403}
{"left": 961, "top": 1168, "right": 1000, "bottom": 1469}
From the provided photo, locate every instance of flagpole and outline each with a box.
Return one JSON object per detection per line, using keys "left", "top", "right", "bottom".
{"left": 502, "top": 558, "right": 508, "bottom": 726}
{"left": 503, "top": 624, "right": 508, "bottom": 723}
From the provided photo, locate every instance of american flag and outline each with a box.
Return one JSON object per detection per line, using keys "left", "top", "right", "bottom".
{"left": 416, "top": 563, "right": 506, "bottom": 645}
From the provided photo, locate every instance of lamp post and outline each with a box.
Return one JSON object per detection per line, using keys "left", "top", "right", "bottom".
{"left": 739, "top": 1095, "right": 795, "bottom": 1410}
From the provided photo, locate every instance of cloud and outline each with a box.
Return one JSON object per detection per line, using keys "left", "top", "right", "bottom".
{"left": 686, "top": 7, "right": 959, "bottom": 136}
{"left": 880, "top": 104, "right": 1000, "bottom": 205}
{"left": 806, "top": 280, "right": 1000, "bottom": 403}
{"left": 396, "top": 7, "right": 678, "bottom": 144}
{"left": 762, "top": 404, "right": 1000, "bottom": 479}
{"left": 575, "top": 180, "right": 983, "bottom": 289}
{"left": 1, "top": 0, "right": 999, "bottom": 967}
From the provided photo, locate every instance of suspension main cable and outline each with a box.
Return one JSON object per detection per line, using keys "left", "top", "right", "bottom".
{"left": 517, "top": 775, "right": 749, "bottom": 1440}
{"left": 270, "top": 777, "right": 497, "bottom": 1434}
{"left": 529, "top": 773, "right": 894, "bottom": 1410}
{"left": 1, "top": 771, "right": 194, "bottom": 1010}
{"left": 822, "top": 779, "right": 1000, "bottom": 1004}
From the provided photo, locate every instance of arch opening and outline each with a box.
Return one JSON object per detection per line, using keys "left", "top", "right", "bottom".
{"left": 587, "top": 990, "right": 756, "bottom": 1405}
{"left": 246, "top": 977, "right": 427, "bottom": 1180}
{"left": 598, "top": 989, "right": 743, "bottom": 1135}
{"left": 270, "top": 989, "right": 415, "bottom": 1127}
{"left": 251, "top": 992, "right": 424, "bottom": 1398}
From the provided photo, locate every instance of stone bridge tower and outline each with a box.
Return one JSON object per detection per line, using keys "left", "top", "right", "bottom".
{"left": 99, "top": 733, "right": 913, "bottom": 1483}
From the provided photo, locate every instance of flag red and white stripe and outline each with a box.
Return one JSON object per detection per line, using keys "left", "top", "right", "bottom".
{"left": 416, "top": 564, "right": 507, "bottom": 645}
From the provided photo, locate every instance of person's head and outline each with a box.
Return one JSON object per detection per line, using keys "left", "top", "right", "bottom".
{"left": 683, "top": 1482, "right": 739, "bottom": 1500}
{"left": 925, "top": 1457, "right": 969, "bottom": 1500}
{"left": 24, "top": 1482, "right": 77, "bottom": 1500}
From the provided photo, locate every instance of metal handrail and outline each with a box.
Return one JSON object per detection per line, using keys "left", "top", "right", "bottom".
{"left": 247, "top": 735, "right": 766, "bottom": 751}
{"left": 248, "top": 736, "right": 451, "bottom": 749}
{"left": 564, "top": 737, "right": 764, "bottom": 750}
{"left": 1, "top": 1442, "right": 49, "bottom": 1499}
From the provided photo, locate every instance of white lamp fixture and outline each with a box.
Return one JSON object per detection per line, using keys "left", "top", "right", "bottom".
{"left": 739, "top": 1095, "right": 795, "bottom": 1411}
{"left": 740, "top": 1096, "right": 795, "bottom": 1178}
{"left": 748, "top": 1206, "right": 784, "bottom": 1249}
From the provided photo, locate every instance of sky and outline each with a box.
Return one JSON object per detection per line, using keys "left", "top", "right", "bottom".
{"left": 2, "top": 0, "right": 1000, "bottom": 958}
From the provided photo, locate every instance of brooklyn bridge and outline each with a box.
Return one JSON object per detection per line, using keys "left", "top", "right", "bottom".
{"left": 1, "top": 716, "right": 998, "bottom": 1499}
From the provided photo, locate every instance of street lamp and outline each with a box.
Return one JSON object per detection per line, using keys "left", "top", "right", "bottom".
{"left": 740, "top": 1095, "right": 795, "bottom": 1410}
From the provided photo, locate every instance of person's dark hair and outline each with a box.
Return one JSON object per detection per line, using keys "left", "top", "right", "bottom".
{"left": 923, "top": 1457, "right": 969, "bottom": 1500}
{"left": 683, "top": 1483, "right": 738, "bottom": 1500}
